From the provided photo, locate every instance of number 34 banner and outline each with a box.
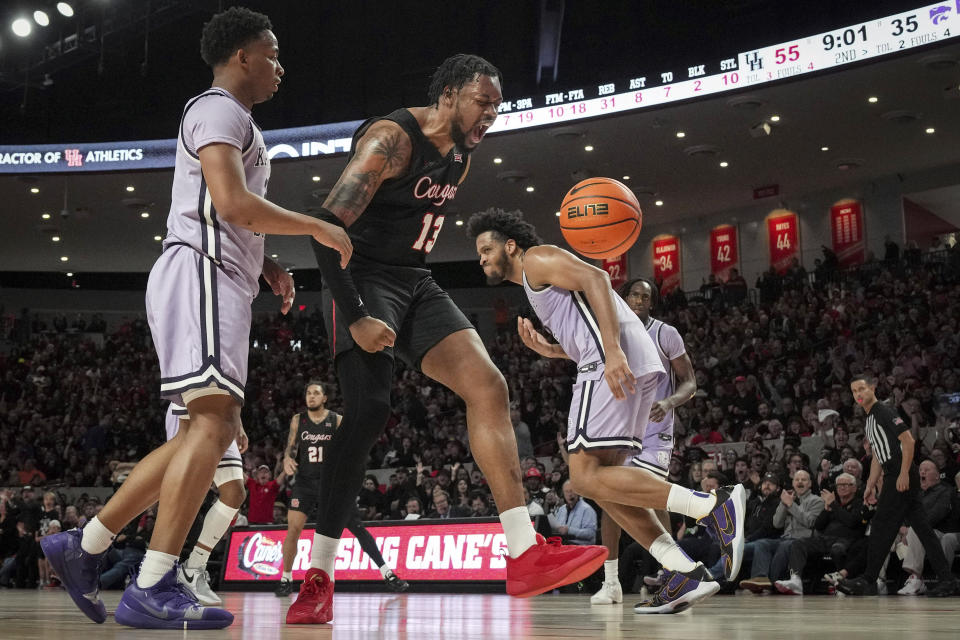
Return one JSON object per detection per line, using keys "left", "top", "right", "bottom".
{"left": 766, "top": 209, "right": 800, "bottom": 274}
{"left": 709, "top": 224, "right": 739, "bottom": 281}
{"left": 652, "top": 234, "right": 682, "bottom": 294}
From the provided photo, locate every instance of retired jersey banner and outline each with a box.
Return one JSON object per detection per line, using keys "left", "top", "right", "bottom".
{"left": 830, "top": 199, "right": 865, "bottom": 267}
{"left": 709, "top": 224, "right": 739, "bottom": 282}
{"left": 223, "top": 519, "right": 511, "bottom": 583}
{"left": 652, "top": 235, "right": 681, "bottom": 294}
{"left": 601, "top": 254, "right": 628, "bottom": 290}
{"left": 766, "top": 210, "right": 800, "bottom": 274}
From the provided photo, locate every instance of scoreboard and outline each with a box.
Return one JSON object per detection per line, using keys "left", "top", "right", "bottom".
{"left": 489, "top": 2, "right": 959, "bottom": 133}
{"left": 0, "top": 2, "right": 957, "bottom": 173}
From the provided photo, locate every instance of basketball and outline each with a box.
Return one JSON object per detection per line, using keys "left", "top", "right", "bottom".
{"left": 559, "top": 177, "right": 643, "bottom": 259}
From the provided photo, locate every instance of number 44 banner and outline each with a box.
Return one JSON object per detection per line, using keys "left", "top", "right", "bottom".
{"left": 709, "top": 224, "right": 739, "bottom": 282}
{"left": 766, "top": 209, "right": 800, "bottom": 274}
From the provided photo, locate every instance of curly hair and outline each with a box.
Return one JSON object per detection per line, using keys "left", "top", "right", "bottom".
{"left": 428, "top": 54, "right": 501, "bottom": 105}
{"left": 466, "top": 208, "right": 542, "bottom": 250}
{"left": 200, "top": 7, "right": 273, "bottom": 68}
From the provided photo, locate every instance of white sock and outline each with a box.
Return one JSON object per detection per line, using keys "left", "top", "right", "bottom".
{"left": 80, "top": 516, "right": 116, "bottom": 555}
{"left": 604, "top": 559, "right": 619, "bottom": 584}
{"left": 666, "top": 484, "right": 717, "bottom": 520}
{"left": 282, "top": 570, "right": 292, "bottom": 581}
{"left": 136, "top": 550, "right": 178, "bottom": 589}
{"left": 499, "top": 506, "right": 538, "bottom": 558}
{"left": 648, "top": 533, "right": 697, "bottom": 574}
{"left": 187, "top": 500, "right": 238, "bottom": 569}
{"left": 379, "top": 565, "right": 393, "bottom": 579}
{"left": 310, "top": 534, "right": 340, "bottom": 579}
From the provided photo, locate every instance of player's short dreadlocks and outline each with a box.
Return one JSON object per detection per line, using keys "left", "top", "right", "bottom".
{"left": 428, "top": 54, "right": 501, "bottom": 106}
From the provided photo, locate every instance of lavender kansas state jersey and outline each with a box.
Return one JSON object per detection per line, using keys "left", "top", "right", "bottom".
{"left": 644, "top": 318, "right": 685, "bottom": 431}
{"left": 167, "top": 88, "right": 269, "bottom": 297}
{"left": 522, "top": 269, "right": 663, "bottom": 381}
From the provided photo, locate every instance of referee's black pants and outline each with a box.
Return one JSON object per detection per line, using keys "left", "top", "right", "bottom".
{"left": 864, "top": 468, "right": 953, "bottom": 582}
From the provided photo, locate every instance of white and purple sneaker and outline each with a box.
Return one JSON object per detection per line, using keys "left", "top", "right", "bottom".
{"left": 115, "top": 564, "right": 234, "bottom": 630}
{"left": 40, "top": 528, "right": 107, "bottom": 623}
{"left": 697, "top": 484, "right": 746, "bottom": 580}
{"left": 634, "top": 571, "right": 721, "bottom": 614}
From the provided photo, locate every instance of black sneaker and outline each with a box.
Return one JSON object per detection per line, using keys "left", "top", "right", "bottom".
{"left": 838, "top": 576, "right": 877, "bottom": 596}
{"left": 274, "top": 579, "right": 294, "bottom": 597}
{"left": 927, "top": 579, "right": 959, "bottom": 598}
{"left": 384, "top": 573, "right": 410, "bottom": 592}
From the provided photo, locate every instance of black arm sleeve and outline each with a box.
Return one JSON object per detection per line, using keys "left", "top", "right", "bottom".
{"left": 310, "top": 208, "right": 368, "bottom": 326}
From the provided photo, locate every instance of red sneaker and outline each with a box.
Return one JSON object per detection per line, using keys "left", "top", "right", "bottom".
{"left": 285, "top": 568, "right": 334, "bottom": 624}
{"left": 506, "top": 535, "right": 608, "bottom": 598}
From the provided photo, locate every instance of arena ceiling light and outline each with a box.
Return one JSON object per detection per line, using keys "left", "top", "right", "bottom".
{"left": 493, "top": 157, "right": 502, "bottom": 164}
{"left": 33, "top": 11, "right": 50, "bottom": 27}
{"left": 56, "top": 3, "right": 74, "bottom": 18}
{"left": 11, "top": 17, "right": 32, "bottom": 37}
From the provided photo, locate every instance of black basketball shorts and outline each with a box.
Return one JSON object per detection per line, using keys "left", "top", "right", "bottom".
{"left": 322, "top": 261, "right": 474, "bottom": 370}
{"left": 289, "top": 477, "right": 322, "bottom": 515}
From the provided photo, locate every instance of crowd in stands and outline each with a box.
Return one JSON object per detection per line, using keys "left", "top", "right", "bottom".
{"left": 2, "top": 241, "right": 960, "bottom": 590}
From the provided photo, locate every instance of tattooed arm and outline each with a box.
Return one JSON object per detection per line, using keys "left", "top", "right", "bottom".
{"left": 310, "top": 120, "right": 412, "bottom": 352}
{"left": 323, "top": 120, "right": 412, "bottom": 226}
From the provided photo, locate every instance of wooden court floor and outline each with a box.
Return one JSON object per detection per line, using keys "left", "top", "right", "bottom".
{"left": 1, "top": 589, "right": 959, "bottom": 639}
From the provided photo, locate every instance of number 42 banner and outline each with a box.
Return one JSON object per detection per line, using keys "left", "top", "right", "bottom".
{"left": 709, "top": 224, "right": 739, "bottom": 282}
{"left": 766, "top": 209, "right": 800, "bottom": 274}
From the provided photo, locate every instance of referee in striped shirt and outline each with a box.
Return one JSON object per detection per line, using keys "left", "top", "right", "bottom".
{"left": 838, "top": 373, "right": 958, "bottom": 596}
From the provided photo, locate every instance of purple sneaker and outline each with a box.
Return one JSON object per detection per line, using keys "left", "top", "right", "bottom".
{"left": 697, "top": 484, "right": 746, "bottom": 580}
{"left": 634, "top": 571, "right": 721, "bottom": 614}
{"left": 40, "top": 528, "right": 107, "bottom": 623}
{"left": 115, "top": 565, "right": 234, "bottom": 630}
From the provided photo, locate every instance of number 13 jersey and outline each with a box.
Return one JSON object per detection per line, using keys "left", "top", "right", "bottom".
{"left": 344, "top": 108, "right": 468, "bottom": 267}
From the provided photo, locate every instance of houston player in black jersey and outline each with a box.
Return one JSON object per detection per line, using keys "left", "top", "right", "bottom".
{"left": 274, "top": 381, "right": 407, "bottom": 597}
{"left": 288, "top": 54, "right": 606, "bottom": 624}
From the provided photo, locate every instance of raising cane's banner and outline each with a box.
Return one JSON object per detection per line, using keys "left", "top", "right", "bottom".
{"left": 830, "top": 199, "right": 865, "bottom": 267}
{"left": 223, "top": 520, "right": 510, "bottom": 583}
{"left": 709, "top": 224, "right": 739, "bottom": 282}
{"left": 601, "top": 254, "right": 628, "bottom": 290}
{"left": 765, "top": 209, "right": 800, "bottom": 274}
{"left": 652, "top": 235, "right": 681, "bottom": 294}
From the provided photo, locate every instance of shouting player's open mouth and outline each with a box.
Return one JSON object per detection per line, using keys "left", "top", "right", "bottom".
{"left": 469, "top": 122, "right": 491, "bottom": 145}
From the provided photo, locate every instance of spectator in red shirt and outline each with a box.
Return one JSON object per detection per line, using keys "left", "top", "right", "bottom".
{"left": 689, "top": 419, "right": 725, "bottom": 446}
{"left": 245, "top": 464, "right": 287, "bottom": 524}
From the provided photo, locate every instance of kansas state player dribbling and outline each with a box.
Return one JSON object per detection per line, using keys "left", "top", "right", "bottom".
{"left": 41, "top": 8, "right": 350, "bottom": 630}
{"left": 468, "top": 208, "right": 747, "bottom": 614}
